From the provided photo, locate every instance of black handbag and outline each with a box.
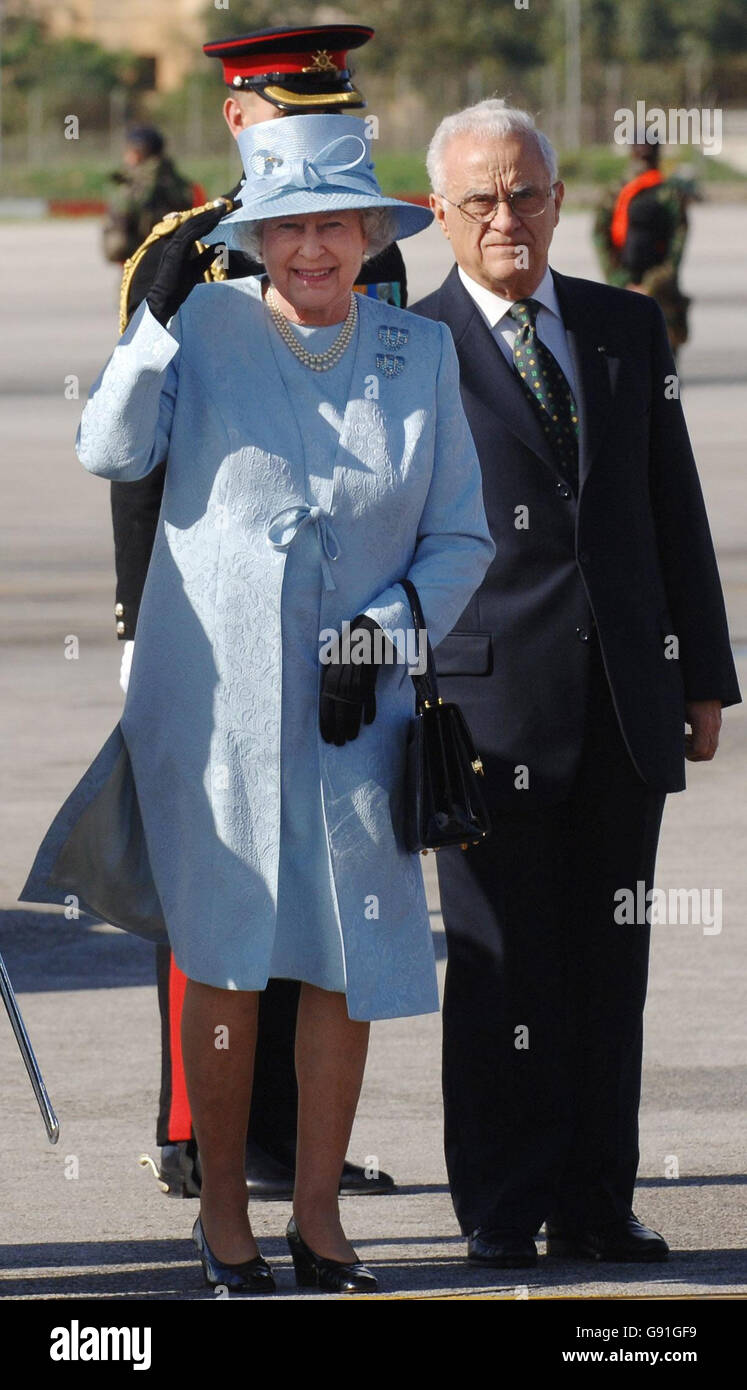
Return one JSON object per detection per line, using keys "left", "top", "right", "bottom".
{"left": 401, "top": 578, "right": 491, "bottom": 854}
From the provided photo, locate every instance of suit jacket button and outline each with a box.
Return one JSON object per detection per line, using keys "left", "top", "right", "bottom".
{"left": 556, "top": 481, "right": 571, "bottom": 498}
{"left": 579, "top": 550, "right": 590, "bottom": 564}
{"left": 576, "top": 626, "right": 590, "bottom": 642}
{"left": 114, "top": 602, "right": 124, "bottom": 617}
{"left": 116, "top": 620, "right": 126, "bottom": 636}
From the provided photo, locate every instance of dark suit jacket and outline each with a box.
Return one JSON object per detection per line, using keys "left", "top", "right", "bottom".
{"left": 412, "top": 265, "right": 740, "bottom": 803}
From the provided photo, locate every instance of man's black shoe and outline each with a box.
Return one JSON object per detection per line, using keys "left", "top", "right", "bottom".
{"left": 244, "top": 1141, "right": 296, "bottom": 1198}
{"left": 340, "top": 1160, "right": 396, "bottom": 1194}
{"left": 155, "top": 1141, "right": 396, "bottom": 1199}
{"left": 155, "top": 1140, "right": 295, "bottom": 1200}
{"left": 467, "top": 1228, "right": 538, "bottom": 1268}
{"left": 255, "top": 1140, "right": 396, "bottom": 1196}
{"left": 546, "top": 1214, "right": 669, "bottom": 1262}
{"left": 245, "top": 1148, "right": 397, "bottom": 1198}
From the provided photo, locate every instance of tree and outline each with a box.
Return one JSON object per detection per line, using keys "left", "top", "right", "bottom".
{"left": 1, "top": 13, "right": 145, "bottom": 136}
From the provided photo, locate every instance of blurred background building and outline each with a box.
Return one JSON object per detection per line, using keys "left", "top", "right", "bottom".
{"left": 1, "top": 1, "right": 745, "bottom": 200}
{"left": 17, "top": 0, "right": 206, "bottom": 91}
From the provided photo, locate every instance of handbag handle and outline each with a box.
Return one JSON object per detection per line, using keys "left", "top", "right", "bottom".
{"left": 400, "top": 577, "right": 440, "bottom": 713}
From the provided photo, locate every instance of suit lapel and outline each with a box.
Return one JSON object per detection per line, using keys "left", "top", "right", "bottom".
{"left": 440, "top": 266, "right": 558, "bottom": 474}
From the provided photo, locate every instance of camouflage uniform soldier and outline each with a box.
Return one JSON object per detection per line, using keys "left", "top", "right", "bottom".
{"left": 102, "top": 126, "right": 196, "bottom": 265}
{"left": 594, "top": 139, "right": 690, "bottom": 357}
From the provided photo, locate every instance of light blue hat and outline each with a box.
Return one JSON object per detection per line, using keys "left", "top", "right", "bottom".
{"left": 201, "top": 113, "right": 433, "bottom": 250}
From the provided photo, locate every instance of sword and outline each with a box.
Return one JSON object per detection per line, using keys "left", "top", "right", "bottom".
{"left": 0, "top": 950, "right": 59, "bottom": 1143}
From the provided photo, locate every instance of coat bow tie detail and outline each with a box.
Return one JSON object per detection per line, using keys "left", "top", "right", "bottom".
{"left": 266, "top": 504, "right": 341, "bottom": 591}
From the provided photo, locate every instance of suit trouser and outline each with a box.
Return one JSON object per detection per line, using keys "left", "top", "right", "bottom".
{"left": 437, "top": 640, "right": 666, "bottom": 1236}
{"left": 156, "top": 952, "right": 299, "bottom": 1157}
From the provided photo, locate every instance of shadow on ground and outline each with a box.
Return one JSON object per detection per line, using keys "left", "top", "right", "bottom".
{"left": 0, "top": 909, "right": 154, "bottom": 991}
{"left": 2, "top": 1230, "right": 746, "bottom": 1299}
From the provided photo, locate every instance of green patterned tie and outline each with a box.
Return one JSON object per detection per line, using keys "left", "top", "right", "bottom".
{"left": 508, "top": 298, "right": 579, "bottom": 491}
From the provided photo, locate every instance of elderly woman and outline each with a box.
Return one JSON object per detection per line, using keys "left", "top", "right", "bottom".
{"left": 20, "top": 115, "right": 494, "bottom": 1293}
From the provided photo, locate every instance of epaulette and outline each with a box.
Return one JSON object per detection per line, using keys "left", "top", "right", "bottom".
{"left": 119, "top": 196, "right": 233, "bottom": 334}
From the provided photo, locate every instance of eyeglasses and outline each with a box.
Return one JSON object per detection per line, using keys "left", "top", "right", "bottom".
{"left": 437, "top": 185, "right": 559, "bottom": 223}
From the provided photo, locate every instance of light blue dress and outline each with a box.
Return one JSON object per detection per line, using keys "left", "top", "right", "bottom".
{"left": 20, "top": 278, "right": 495, "bottom": 1020}
{"left": 270, "top": 316, "right": 358, "bottom": 992}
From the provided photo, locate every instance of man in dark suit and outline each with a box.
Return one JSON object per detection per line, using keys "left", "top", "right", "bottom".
{"left": 111, "top": 24, "right": 402, "bottom": 1201}
{"left": 413, "top": 100, "right": 740, "bottom": 1268}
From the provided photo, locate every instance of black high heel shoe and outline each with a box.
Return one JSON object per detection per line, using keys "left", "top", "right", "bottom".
{"left": 192, "top": 1216, "right": 276, "bottom": 1293}
{"left": 286, "top": 1217, "right": 377, "bottom": 1293}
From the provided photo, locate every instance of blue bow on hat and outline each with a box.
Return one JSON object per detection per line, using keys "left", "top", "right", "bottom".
{"left": 200, "top": 113, "right": 432, "bottom": 249}
{"left": 248, "top": 133, "right": 369, "bottom": 200}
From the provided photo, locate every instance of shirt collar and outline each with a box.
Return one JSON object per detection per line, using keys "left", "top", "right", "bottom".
{"left": 458, "top": 263, "right": 559, "bottom": 330}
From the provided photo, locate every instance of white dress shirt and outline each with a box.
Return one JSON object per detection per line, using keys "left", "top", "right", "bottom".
{"left": 458, "top": 264, "right": 578, "bottom": 401}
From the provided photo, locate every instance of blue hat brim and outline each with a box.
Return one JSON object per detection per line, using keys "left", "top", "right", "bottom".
{"left": 200, "top": 190, "right": 433, "bottom": 249}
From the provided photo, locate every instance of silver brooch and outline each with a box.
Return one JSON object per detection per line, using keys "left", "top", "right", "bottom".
{"left": 251, "top": 151, "right": 284, "bottom": 177}
{"left": 376, "top": 353, "right": 405, "bottom": 377}
{"left": 378, "top": 326, "right": 409, "bottom": 349}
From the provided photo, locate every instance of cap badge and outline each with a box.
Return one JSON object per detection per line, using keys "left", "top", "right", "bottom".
{"left": 303, "top": 50, "right": 339, "bottom": 75}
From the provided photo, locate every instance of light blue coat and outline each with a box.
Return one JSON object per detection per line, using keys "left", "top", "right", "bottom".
{"left": 20, "top": 278, "right": 494, "bottom": 1020}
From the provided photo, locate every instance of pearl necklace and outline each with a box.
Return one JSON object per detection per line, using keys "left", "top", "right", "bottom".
{"left": 266, "top": 286, "right": 358, "bottom": 372}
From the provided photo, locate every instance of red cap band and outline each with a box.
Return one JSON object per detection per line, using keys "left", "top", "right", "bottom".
{"left": 221, "top": 50, "right": 348, "bottom": 84}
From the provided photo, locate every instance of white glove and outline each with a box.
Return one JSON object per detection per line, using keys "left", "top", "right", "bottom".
{"left": 119, "top": 639, "right": 134, "bottom": 694}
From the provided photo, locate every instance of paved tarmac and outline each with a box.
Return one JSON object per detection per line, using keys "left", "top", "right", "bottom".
{"left": 0, "top": 207, "right": 745, "bottom": 1299}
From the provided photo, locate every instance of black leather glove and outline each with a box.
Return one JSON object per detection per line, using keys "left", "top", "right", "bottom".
{"left": 320, "top": 615, "right": 384, "bottom": 746}
{"left": 145, "top": 199, "right": 238, "bottom": 327}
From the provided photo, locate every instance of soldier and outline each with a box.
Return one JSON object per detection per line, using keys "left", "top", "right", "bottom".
{"left": 111, "top": 25, "right": 405, "bottom": 1200}
{"left": 102, "top": 126, "right": 198, "bottom": 265}
{"left": 593, "top": 137, "right": 690, "bottom": 358}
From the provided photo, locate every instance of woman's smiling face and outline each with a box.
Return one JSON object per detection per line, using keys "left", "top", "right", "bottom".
{"left": 260, "top": 210, "right": 368, "bottom": 325}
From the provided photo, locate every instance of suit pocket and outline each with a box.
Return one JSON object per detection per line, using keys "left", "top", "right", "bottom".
{"left": 433, "top": 631, "right": 493, "bottom": 677}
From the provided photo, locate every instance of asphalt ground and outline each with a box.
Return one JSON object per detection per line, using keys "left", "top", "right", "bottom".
{"left": 0, "top": 206, "right": 745, "bottom": 1304}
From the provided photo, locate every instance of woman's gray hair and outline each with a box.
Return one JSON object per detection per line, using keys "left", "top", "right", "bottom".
{"left": 240, "top": 206, "right": 396, "bottom": 263}
{"left": 426, "top": 99, "right": 558, "bottom": 194}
